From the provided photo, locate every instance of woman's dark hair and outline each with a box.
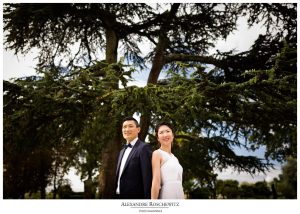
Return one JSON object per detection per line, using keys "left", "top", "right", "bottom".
{"left": 155, "top": 121, "right": 175, "bottom": 138}
{"left": 122, "top": 116, "right": 140, "bottom": 127}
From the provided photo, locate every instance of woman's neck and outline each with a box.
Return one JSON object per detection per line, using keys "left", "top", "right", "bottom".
{"left": 160, "top": 146, "right": 171, "bottom": 154}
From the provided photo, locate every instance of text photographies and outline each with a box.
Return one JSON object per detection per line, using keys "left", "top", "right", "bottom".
{"left": 121, "top": 202, "right": 180, "bottom": 207}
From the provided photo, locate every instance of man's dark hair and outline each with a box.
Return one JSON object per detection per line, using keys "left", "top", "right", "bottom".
{"left": 122, "top": 116, "right": 140, "bottom": 127}
{"left": 155, "top": 121, "right": 175, "bottom": 138}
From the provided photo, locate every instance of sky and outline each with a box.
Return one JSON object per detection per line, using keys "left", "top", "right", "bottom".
{"left": 2, "top": 10, "right": 284, "bottom": 192}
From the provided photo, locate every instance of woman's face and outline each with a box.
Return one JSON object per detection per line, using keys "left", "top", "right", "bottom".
{"left": 157, "top": 125, "right": 174, "bottom": 146}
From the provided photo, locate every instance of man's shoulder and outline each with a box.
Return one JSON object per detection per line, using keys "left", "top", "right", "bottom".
{"left": 137, "top": 139, "right": 147, "bottom": 146}
{"left": 136, "top": 139, "right": 145, "bottom": 145}
{"left": 137, "top": 139, "right": 152, "bottom": 149}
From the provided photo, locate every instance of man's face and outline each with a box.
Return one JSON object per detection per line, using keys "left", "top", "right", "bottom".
{"left": 122, "top": 120, "right": 140, "bottom": 142}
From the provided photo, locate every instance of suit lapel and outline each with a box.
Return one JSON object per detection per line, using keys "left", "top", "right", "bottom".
{"left": 116, "top": 148, "right": 126, "bottom": 176}
{"left": 122, "top": 140, "right": 141, "bottom": 174}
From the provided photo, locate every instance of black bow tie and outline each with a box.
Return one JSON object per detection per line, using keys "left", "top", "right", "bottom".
{"left": 125, "top": 143, "right": 132, "bottom": 149}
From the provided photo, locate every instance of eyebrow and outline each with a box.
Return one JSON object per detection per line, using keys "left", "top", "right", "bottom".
{"left": 159, "top": 129, "right": 171, "bottom": 132}
{"left": 123, "top": 124, "right": 135, "bottom": 127}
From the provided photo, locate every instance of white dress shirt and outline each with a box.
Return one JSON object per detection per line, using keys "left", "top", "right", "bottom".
{"left": 116, "top": 137, "right": 138, "bottom": 194}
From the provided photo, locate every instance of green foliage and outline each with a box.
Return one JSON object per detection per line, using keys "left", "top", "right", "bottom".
{"left": 57, "top": 184, "right": 74, "bottom": 199}
{"left": 3, "top": 59, "right": 137, "bottom": 198}
{"left": 216, "top": 179, "right": 239, "bottom": 199}
{"left": 4, "top": 41, "right": 296, "bottom": 197}
{"left": 239, "top": 182, "right": 256, "bottom": 198}
{"left": 253, "top": 181, "right": 272, "bottom": 199}
{"left": 214, "top": 180, "right": 273, "bottom": 199}
{"left": 274, "top": 157, "right": 297, "bottom": 199}
{"left": 189, "top": 187, "right": 211, "bottom": 199}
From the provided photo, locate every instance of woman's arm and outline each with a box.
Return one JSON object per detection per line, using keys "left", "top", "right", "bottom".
{"left": 151, "top": 150, "right": 161, "bottom": 199}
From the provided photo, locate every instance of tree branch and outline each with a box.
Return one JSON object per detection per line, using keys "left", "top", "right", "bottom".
{"left": 165, "top": 54, "right": 221, "bottom": 67}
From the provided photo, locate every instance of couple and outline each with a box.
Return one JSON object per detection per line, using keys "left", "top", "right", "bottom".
{"left": 115, "top": 116, "right": 184, "bottom": 199}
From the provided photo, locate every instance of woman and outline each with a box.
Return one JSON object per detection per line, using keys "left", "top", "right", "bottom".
{"left": 151, "top": 122, "right": 184, "bottom": 199}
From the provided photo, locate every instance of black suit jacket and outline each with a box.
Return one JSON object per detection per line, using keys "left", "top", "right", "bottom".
{"left": 115, "top": 139, "right": 152, "bottom": 199}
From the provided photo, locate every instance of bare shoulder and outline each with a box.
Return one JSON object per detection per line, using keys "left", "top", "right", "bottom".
{"left": 152, "top": 149, "right": 161, "bottom": 158}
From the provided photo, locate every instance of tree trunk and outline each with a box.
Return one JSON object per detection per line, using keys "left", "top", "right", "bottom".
{"left": 99, "top": 134, "right": 121, "bottom": 198}
{"left": 146, "top": 3, "right": 178, "bottom": 84}
{"left": 52, "top": 159, "right": 58, "bottom": 199}
{"left": 140, "top": 35, "right": 168, "bottom": 141}
{"left": 40, "top": 166, "right": 46, "bottom": 199}
{"left": 147, "top": 35, "right": 168, "bottom": 85}
{"left": 84, "top": 176, "right": 95, "bottom": 199}
{"left": 106, "top": 29, "right": 118, "bottom": 64}
{"left": 98, "top": 27, "right": 120, "bottom": 199}
{"left": 139, "top": 113, "right": 151, "bottom": 142}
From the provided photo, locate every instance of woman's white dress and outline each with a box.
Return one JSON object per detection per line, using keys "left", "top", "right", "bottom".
{"left": 158, "top": 149, "right": 184, "bottom": 199}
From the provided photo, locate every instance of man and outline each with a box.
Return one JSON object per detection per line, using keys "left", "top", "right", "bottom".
{"left": 115, "top": 116, "right": 152, "bottom": 199}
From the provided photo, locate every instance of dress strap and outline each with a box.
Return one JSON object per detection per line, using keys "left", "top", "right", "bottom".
{"left": 158, "top": 149, "right": 172, "bottom": 166}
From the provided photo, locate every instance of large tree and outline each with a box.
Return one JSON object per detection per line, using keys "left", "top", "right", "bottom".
{"left": 3, "top": 3, "right": 296, "bottom": 198}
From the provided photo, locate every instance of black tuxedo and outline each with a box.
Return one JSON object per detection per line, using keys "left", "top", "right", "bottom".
{"left": 115, "top": 139, "right": 152, "bottom": 199}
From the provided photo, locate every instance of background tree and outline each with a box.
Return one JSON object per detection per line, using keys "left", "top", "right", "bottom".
{"left": 3, "top": 3, "right": 296, "bottom": 198}
{"left": 273, "top": 157, "right": 297, "bottom": 199}
{"left": 215, "top": 179, "right": 239, "bottom": 199}
{"left": 253, "top": 181, "right": 272, "bottom": 199}
{"left": 3, "top": 73, "right": 86, "bottom": 198}
{"left": 239, "top": 182, "right": 256, "bottom": 199}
